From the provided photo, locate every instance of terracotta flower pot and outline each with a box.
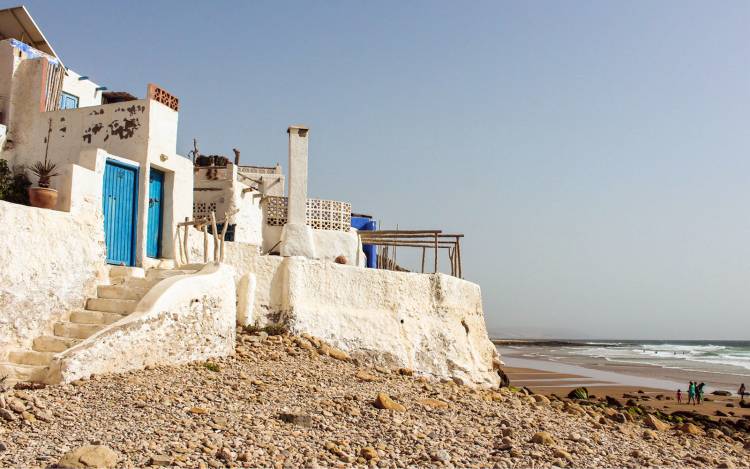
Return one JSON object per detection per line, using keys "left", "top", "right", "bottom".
{"left": 28, "top": 187, "right": 58, "bottom": 209}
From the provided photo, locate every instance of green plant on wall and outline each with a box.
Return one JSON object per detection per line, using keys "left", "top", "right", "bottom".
{"left": 0, "top": 159, "right": 31, "bottom": 205}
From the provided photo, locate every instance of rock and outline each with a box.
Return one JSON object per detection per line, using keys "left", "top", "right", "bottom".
{"left": 679, "top": 423, "right": 705, "bottom": 435}
{"left": 530, "top": 431, "right": 556, "bottom": 446}
{"left": 355, "top": 370, "right": 378, "bottom": 382}
{"left": 278, "top": 412, "right": 313, "bottom": 427}
{"left": 531, "top": 394, "right": 550, "bottom": 405}
{"left": 430, "top": 450, "right": 450, "bottom": 462}
{"left": 7, "top": 396, "right": 26, "bottom": 413}
{"left": 717, "top": 462, "right": 736, "bottom": 469}
{"left": 554, "top": 448, "right": 573, "bottom": 461}
{"left": 58, "top": 445, "right": 118, "bottom": 469}
{"left": 189, "top": 406, "right": 208, "bottom": 415}
{"left": 148, "top": 455, "right": 173, "bottom": 466}
{"left": 416, "top": 398, "right": 449, "bottom": 410}
{"left": 567, "top": 387, "right": 589, "bottom": 400}
{"left": 712, "top": 390, "right": 733, "bottom": 396}
{"left": 0, "top": 408, "right": 15, "bottom": 421}
{"left": 715, "top": 410, "right": 729, "bottom": 417}
{"left": 642, "top": 429, "right": 657, "bottom": 440}
{"left": 327, "top": 347, "right": 350, "bottom": 362}
{"left": 644, "top": 414, "right": 671, "bottom": 431}
{"left": 373, "top": 393, "right": 406, "bottom": 412}
{"left": 360, "top": 447, "right": 379, "bottom": 460}
{"left": 397, "top": 368, "right": 414, "bottom": 376}
{"left": 605, "top": 396, "right": 623, "bottom": 407}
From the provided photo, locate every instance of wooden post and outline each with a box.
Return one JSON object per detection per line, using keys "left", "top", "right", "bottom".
{"left": 448, "top": 247, "right": 454, "bottom": 277}
{"left": 434, "top": 232, "right": 438, "bottom": 273}
{"left": 202, "top": 224, "right": 208, "bottom": 263}
{"left": 182, "top": 218, "right": 190, "bottom": 265}
{"left": 176, "top": 226, "right": 185, "bottom": 266}
{"left": 210, "top": 212, "right": 219, "bottom": 263}
{"left": 456, "top": 237, "right": 462, "bottom": 278}
{"left": 421, "top": 247, "right": 426, "bottom": 273}
{"left": 219, "top": 214, "right": 229, "bottom": 262}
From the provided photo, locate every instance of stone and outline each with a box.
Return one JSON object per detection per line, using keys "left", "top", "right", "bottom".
{"left": 58, "top": 445, "right": 118, "bottom": 469}
{"left": 355, "top": 370, "right": 378, "bottom": 382}
{"left": 642, "top": 429, "right": 657, "bottom": 440}
{"left": 0, "top": 408, "right": 16, "bottom": 421}
{"left": 373, "top": 393, "right": 406, "bottom": 412}
{"left": 430, "top": 450, "right": 450, "bottom": 462}
{"left": 606, "top": 396, "right": 623, "bottom": 407}
{"left": 531, "top": 394, "right": 550, "bottom": 405}
{"left": 644, "top": 414, "right": 670, "bottom": 431}
{"left": 278, "top": 412, "right": 313, "bottom": 427}
{"left": 416, "top": 398, "right": 449, "bottom": 410}
{"left": 554, "top": 448, "right": 573, "bottom": 461}
{"left": 327, "top": 347, "right": 350, "bottom": 362}
{"left": 360, "top": 447, "right": 378, "bottom": 460}
{"left": 530, "top": 432, "right": 556, "bottom": 446}
{"left": 398, "top": 368, "right": 414, "bottom": 376}
{"left": 712, "top": 390, "right": 732, "bottom": 396}
{"left": 679, "top": 423, "right": 705, "bottom": 436}
{"left": 717, "top": 462, "right": 736, "bottom": 469}
{"left": 189, "top": 407, "right": 208, "bottom": 415}
{"left": 148, "top": 455, "right": 173, "bottom": 466}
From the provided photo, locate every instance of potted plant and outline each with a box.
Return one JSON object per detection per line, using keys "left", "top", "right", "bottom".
{"left": 28, "top": 119, "right": 59, "bottom": 209}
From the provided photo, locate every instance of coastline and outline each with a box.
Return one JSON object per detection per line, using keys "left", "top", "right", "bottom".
{"left": 499, "top": 346, "right": 750, "bottom": 421}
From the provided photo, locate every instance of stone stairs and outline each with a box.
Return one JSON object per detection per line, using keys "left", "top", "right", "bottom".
{"left": 0, "top": 263, "right": 199, "bottom": 383}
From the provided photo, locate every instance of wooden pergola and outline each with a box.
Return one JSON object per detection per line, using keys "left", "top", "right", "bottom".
{"left": 357, "top": 230, "right": 464, "bottom": 278}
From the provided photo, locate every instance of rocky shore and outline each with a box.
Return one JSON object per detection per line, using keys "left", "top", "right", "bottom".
{"left": 1, "top": 328, "right": 749, "bottom": 468}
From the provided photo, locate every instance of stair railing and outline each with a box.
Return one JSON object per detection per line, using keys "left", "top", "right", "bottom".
{"left": 175, "top": 209, "right": 238, "bottom": 266}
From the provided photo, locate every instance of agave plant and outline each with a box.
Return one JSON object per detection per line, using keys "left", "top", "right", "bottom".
{"left": 29, "top": 159, "right": 59, "bottom": 188}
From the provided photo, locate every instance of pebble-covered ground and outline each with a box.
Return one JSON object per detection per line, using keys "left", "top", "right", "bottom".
{"left": 2, "top": 329, "right": 749, "bottom": 468}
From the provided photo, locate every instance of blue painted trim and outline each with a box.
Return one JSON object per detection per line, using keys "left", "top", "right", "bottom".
{"left": 147, "top": 168, "right": 165, "bottom": 258}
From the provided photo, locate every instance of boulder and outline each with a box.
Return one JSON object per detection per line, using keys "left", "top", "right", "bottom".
{"left": 530, "top": 431, "right": 556, "bottom": 446}
{"left": 278, "top": 412, "right": 313, "bottom": 427}
{"left": 644, "top": 414, "right": 671, "bottom": 431}
{"left": 360, "top": 447, "right": 379, "bottom": 460}
{"left": 373, "top": 393, "right": 406, "bottom": 412}
{"left": 416, "top": 398, "right": 449, "bottom": 410}
{"left": 712, "top": 390, "right": 732, "bottom": 396}
{"left": 531, "top": 394, "right": 550, "bottom": 405}
{"left": 58, "top": 445, "right": 118, "bottom": 469}
{"left": 355, "top": 370, "right": 378, "bottom": 382}
{"left": 678, "top": 423, "right": 705, "bottom": 436}
{"left": 606, "top": 396, "right": 624, "bottom": 407}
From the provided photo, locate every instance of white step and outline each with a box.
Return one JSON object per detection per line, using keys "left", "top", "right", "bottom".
{"left": 33, "top": 335, "right": 81, "bottom": 353}
{"left": 86, "top": 298, "right": 137, "bottom": 314}
{"left": 145, "top": 269, "right": 197, "bottom": 280}
{"left": 53, "top": 322, "right": 105, "bottom": 340}
{"left": 108, "top": 266, "right": 145, "bottom": 280}
{"left": 96, "top": 284, "right": 145, "bottom": 300}
{"left": 70, "top": 309, "right": 125, "bottom": 325}
{"left": 0, "top": 362, "right": 47, "bottom": 383}
{"left": 8, "top": 349, "right": 54, "bottom": 366}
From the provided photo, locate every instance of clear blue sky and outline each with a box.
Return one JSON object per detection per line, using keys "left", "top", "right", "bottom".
{"left": 10, "top": 1, "right": 750, "bottom": 339}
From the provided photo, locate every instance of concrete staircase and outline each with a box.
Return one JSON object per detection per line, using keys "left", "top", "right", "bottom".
{"left": 0, "top": 263, "right": 198, "bottom": 384}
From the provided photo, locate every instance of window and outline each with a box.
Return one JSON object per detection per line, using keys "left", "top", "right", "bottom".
{"left": 59, "top": 92, "right": 79, "bottom": 110}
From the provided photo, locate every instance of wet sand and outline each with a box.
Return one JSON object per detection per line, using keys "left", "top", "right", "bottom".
{"left": 501, "top": 356, "right": 750, "bottom": 420}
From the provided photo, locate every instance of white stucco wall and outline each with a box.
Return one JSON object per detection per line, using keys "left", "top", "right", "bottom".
{"left": 0, "top": 200, "right": 106, "bottom": 350}
{"left": 262, "top": 224, "right": 364, "bottom": 265}
{"left": 60, "top": 69, "right": 101, "bottom": 108}
{"left": 46, "top": 263, "right": 236, "bottom": 383}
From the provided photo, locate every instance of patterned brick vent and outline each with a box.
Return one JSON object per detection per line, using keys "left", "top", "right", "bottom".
{"left": 193, "top": 201, "right": 218, "bottom": 220}
{"left": 148, "top": 83, "right": 179, "bottom": 111}
{"left": 265, "top": 196, "right": 352, "bottom": 232}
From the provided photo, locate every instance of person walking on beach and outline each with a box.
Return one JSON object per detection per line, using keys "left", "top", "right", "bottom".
{"left": 687, "top": 381, "right": 695, "bottom": 405}
{"left": 739, "top": 383, "right": 746, "bottom": 402}
{"left": 676, "top": 389, "right": 682, "bottom": 404}
{"left": 696, "top": 382, "right": 705, "bottom": 405}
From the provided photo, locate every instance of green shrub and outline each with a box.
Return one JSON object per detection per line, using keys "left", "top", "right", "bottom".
{"left": 0, "top": 159, "right": 30, "bottom": 205}
{"left": 203, "top": 362, "right": 221, "bottom": 372}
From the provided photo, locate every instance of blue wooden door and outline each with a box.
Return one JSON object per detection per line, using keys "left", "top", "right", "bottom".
{"left": 103, "top": 160, "right": 138, "bottom": 266}
{"left": 147, "top": 168, "right": 164, "bottom": 258}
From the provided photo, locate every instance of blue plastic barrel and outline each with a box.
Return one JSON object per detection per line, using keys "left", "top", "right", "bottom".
{"left": 351, "top": 215, "right": 377, "bottom": 268}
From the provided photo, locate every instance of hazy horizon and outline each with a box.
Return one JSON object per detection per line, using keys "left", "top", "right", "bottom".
{"left": 10, "top": 0, "right": 750, "bottom": 340}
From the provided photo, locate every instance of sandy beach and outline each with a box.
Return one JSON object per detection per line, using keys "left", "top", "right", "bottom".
{"left": 499, "top": 347, "right": 750, "bottom": 421}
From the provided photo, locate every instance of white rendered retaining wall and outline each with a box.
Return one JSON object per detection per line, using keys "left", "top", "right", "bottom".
{"left": 0, "top": 200, "right": 105, "bottom": 350}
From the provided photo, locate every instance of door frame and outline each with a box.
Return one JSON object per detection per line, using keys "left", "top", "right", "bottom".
{"left": 147, "top": 167, "right": 165, "bottom": 259}
{"left": 103, "top": 158, "right": 139, "bottom": 266}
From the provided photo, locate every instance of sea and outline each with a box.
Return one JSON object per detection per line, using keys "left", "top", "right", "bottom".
{"left": 496, "top": 340, "right": 750, "bottom": 391}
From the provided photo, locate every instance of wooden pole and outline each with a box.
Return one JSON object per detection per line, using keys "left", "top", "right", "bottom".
{"left": 202, "top": 224, "right": 208, "bottom": 263}
{"left": 210, "top": 211, "right": 219, "bottom": 263}
{"left": 182, "top": 217, "right": 190, "bottom": 265}
{"left": 219, "top": 214, "right": 229, "bottom": 262}
{"left": 176, "top": 227, "right": 185, "bottom": 266}
{"left": 456, "top": 237, "right": 462, "bottom": 279}
{"left": 421, "top": 247, "right": 426, "bottom": 273}
{"left": 434, "top": 232, "right": 438, "bottom": 273}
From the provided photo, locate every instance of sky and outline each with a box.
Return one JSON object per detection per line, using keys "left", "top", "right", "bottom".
{"left": 8, "top": 0, "right": 749, "bottom": 340}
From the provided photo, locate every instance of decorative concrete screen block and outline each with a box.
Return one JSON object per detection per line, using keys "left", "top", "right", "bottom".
{"left": 193, "top": 200, "right": 219, "bottom": 220}
{"left": 46, "top": 263, "right": 236, "bottom": 383}
{"left": 265, "top": 196, "right": 352, "bottom": 232}
{"left": 147, "top": 83, "right": 179, "bottom": 111}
